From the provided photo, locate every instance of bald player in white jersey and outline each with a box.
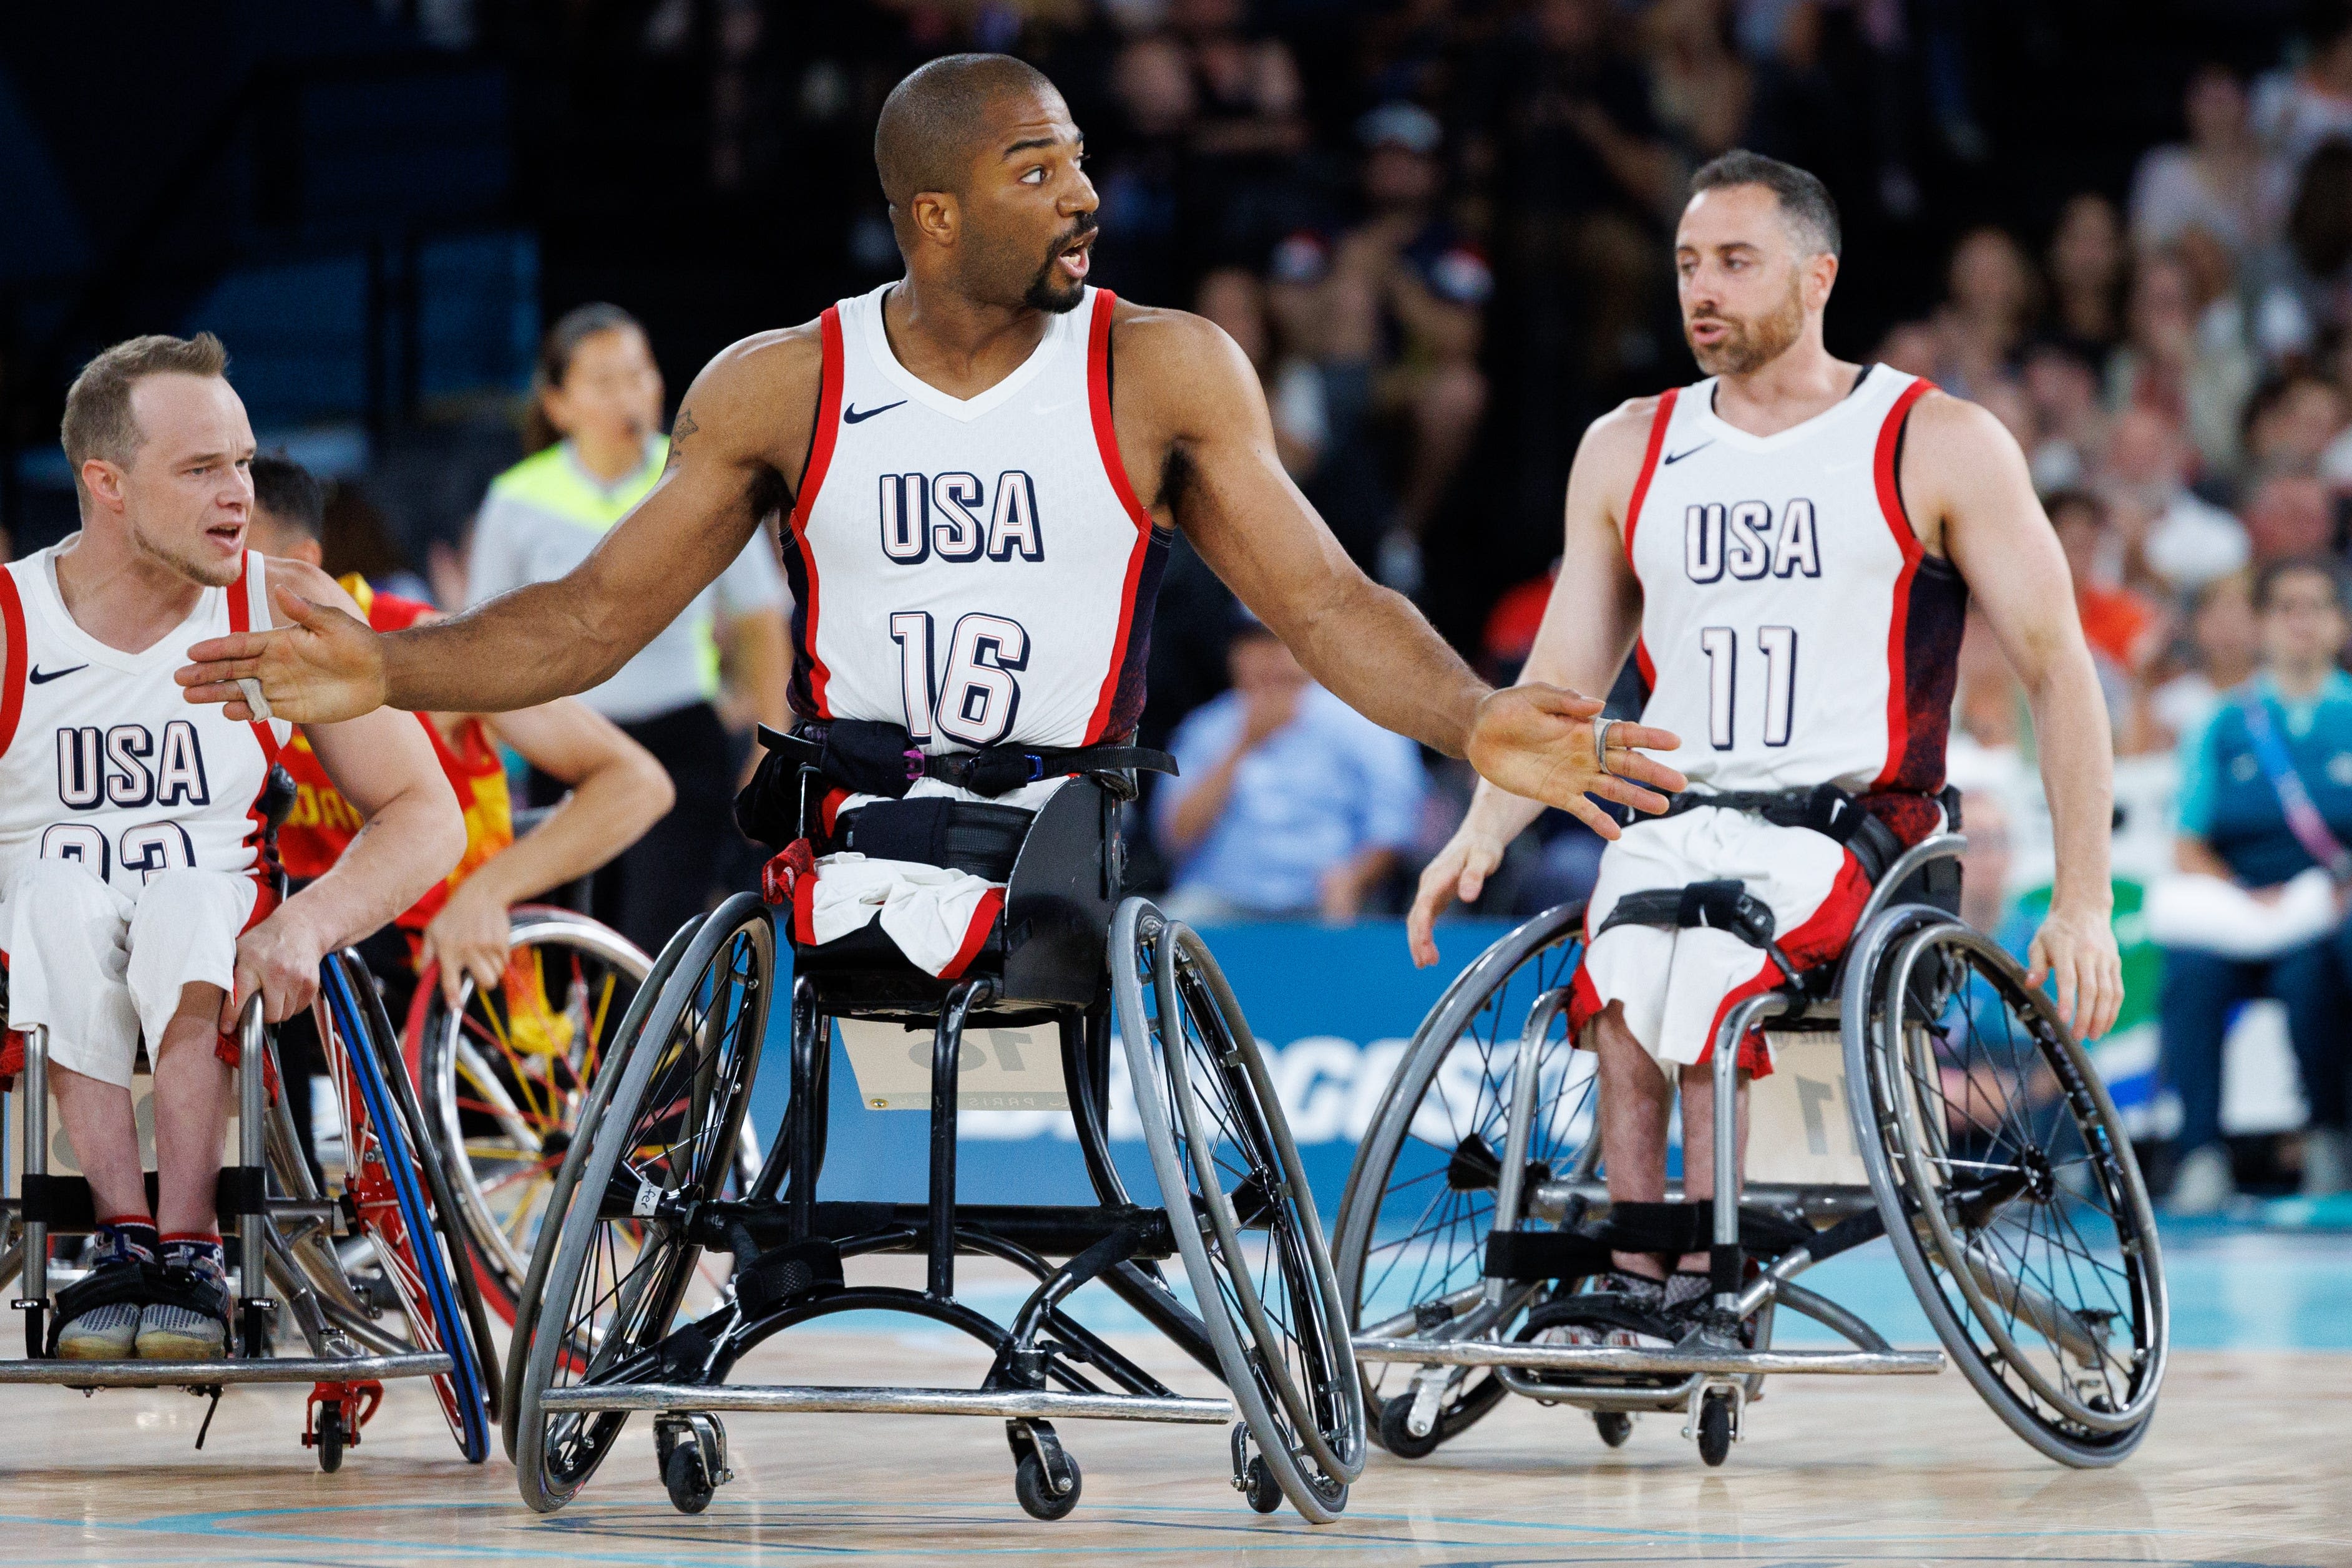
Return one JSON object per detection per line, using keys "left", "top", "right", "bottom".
{"left": 176, "top": 55, "right": 1684, "bottom": 932}
{"left": 22, "top": 333, "right": 460, "bottom": 1360}
{"left": 1410, "top": 151, "right": 2122, "bottom": 1317}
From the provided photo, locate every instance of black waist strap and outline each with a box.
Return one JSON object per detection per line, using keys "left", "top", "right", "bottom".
{"left": 1660, "top": 782, "right": 1913, "bottom": 884}
{"left": 763, "top": 722, "right": 1176, "bottom": 802}
{"left": 834, "top": 797, "right": 1034, "bottom": 880}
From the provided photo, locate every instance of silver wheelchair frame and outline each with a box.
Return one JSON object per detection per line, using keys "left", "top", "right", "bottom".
{"left": 1345, "top": 834, "right": 2169, "bottom": 1466}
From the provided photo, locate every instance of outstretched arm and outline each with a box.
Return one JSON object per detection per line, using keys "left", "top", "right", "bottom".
{"left": 179, "top": 327, "right": 818, "bottom": 723}
{"left": 1113, "top": 306, "right": 1681, "bottom": 821}
{"left": 1918, "top": 392, "right": 2122, "bottom": 1038}
{"left": 1406, "top": 402, "right": 1652, "bottom": 965}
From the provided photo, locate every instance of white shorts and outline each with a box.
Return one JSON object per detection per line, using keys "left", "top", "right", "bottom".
{"left": 1, "top": 859, "right": 260, "bottom": 1088}
{"left": 1568, "top": 807, "right": 1872, "bottom": 1076}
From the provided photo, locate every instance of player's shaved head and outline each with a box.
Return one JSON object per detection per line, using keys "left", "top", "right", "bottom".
{"left": 875, "top": 53, "right": 1060, "bottom": 215}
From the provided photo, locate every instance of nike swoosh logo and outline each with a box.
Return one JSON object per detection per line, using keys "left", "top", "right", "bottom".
{"left": 842, "top": 400, "right": 908, "bottom": 424}
{"left": 1661, "top": 442, "right": 1712, "bottom": 465}
{"left": 28, "top": 664, "right": 86, "bottom": 684}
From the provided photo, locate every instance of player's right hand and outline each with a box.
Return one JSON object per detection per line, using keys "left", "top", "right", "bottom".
{"left": 176, "top": 584, "right": 389, "bottom": 725}
{"left": 1405, "top": 822, "right": 1510, "bottom": 969}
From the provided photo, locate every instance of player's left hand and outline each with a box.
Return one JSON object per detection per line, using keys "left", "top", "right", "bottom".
{"left": 420, "top": 882, "right": 514, "bottom": 1010}
{"left": 1464, "top": 683, "right": 1686, "bottom": 839}
{"left": 223, "top": 905, "right": 330, "bottom": 1029}
{"left": 2025, "top": 902, "right": 2124, "bottom": 1040}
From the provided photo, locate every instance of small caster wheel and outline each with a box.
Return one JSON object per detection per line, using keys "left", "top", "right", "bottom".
{"left": 1013, "top": 1449, "right": 1082, "bottom": 1521}
{"left": 1696, "top": 1392, "right": 1734, "bottom": 1468}
{"left": 1378, "top": 1392, "right": 1444, "bottom": 1459}
{"left": 315, "top": 1407, "right": 346, "bottom": 1474}
{"left": 1594, "top": 1411, "right": 1632, "bottom": 1449}
{"left": 1242, "top": 1454, "right": 1284, "bottom": 1514}
{"left": 665, "top": 1441, "right": 716, "bottom": 1514}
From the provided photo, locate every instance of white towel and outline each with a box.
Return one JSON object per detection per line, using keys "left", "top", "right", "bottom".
{"left": 2142, "top": 867, "right": 2340, "bottom": 959}
{"left": 804, "top": 854, "right": 1004, "bottom": 977}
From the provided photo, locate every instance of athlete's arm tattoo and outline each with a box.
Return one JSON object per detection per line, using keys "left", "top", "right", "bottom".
{"left": 665, "top": 407, "right": 700, "bottom": 470}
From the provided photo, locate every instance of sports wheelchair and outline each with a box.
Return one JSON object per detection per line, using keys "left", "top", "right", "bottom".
{"left": 0, "top": 947, "right": 502, "bottom": 1469}
{"left": 509, "top": 743, "right": 1364, "bottom": 1521}
{"left": 1336, "top": 831, "right": 2168, "bottom": 1469}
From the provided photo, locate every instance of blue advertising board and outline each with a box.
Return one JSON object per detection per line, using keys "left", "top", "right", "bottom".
{"left": 744, "top": 918, "right": 1515, "bottom": 1219}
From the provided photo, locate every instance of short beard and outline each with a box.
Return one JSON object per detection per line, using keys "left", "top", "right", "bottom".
{"left": 1023, "top": 251, "right": 1088, "bottom": 314}
{"left": 129, "top": 515, "right": 240, "bottom": 588}
{"left": 1687, "top": 279, "right": 1806, "bottom": 377}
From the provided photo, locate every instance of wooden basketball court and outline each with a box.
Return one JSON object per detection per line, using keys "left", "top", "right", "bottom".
{"left": 4, "top": 1312, "right": 2343, "bottom": 1566}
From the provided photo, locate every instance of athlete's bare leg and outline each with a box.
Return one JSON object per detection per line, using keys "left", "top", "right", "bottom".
{"left": 1594, "top": 1001, "right": 1749, "bottom": 1277}
{"left": 50, "top": 1069, "right": 148, "bottom": 1224}
{"left": 152, "top": 983, "right": 232, "bottom": 1237}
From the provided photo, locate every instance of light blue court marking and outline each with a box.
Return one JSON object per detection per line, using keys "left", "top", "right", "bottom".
{"left": 0, "top": 1499, "right": 2280, "bottom": 1564}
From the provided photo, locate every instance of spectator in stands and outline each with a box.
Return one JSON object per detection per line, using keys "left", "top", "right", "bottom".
{"left": 2046, "top": 194, "right": 2127, "bottom": 369}
{"left": 2107, "top": 248, "right": 2258, "bottom": 478}
{"left": 2132, "top": 64, "right": 2267, "bottom": 260}
{"left": 2162, "top": 556, "right": 2352, "bottom": 1211}
{"left": 468, "top": 303, "right": 790, "bottom": 955}
{"left": 2019, "top": 344, "right": 2108, "bottom": 494}
{"left": 1931, "top": 226, "right": 2037, "bottom": 399}
{"left": 2096, "top": 406, "right": 2250, "bottom": 592}
{"left": 1156, "top": 618, "right": 1425, "bottom": 923}
{"left": 1641, "top": 0, "right": 1750, "bottom": 163}
{"left": 2243, "top": 370, "right": 2349, "bottom": 480}
{"left": 2051, "top": 490, "right": 2164, "bottom": 699}
{"left": 2143, "top": 569, "right": 2260, "bottom": 750}
{"left": 2242, "top": 472, "right": 2337, "bottom": 560}
{"left": 2253, "top": 2, "right": 2352, "bottom": 220}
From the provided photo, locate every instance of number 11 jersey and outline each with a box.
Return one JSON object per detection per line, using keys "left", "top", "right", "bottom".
{"left": 1623, "top": 365, "right": 1966, "bottom": 822}
{"left": 782, "top": 283, "right": 1169, "bottom": 753}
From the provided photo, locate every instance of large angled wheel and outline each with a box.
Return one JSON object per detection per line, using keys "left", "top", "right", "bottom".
{"left": 418, "top": 909, "right": 654, "bottom": 1320}
{"left": 1111, "top": 899, "right": 1362, "bottom": 1523}
{"left": 514, "top": 893, "right": 772, "bottom": 1513}
{"left": 497, "top": 908, "right": 703, "bottom": 1462}
{"left": 1330, "top": 900, "right": 1591, "bottom": 1455}
{"left": 318, "top": 953, "right": 497, "bottom": 1461}
{"left": 1845, "top": 908, "right": 2167, "bottom": 1467}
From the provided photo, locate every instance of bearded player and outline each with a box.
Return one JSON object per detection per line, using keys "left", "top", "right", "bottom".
{"left": 1408, "top": 151, "right": 2121, "bottom": 1324}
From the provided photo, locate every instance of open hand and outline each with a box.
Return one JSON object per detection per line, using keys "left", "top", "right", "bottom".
{"left": 2025, "top": 902, "right": 2124, "bottom": 1040}
{"left": 1464, "top": 684, "right": 1684, "bottom": 839}
{"left": 177, "top": 584, "right": 389, "bottom": 725}
{"left": 1405, "top": 820, "right": 1510, "bottom": 968}
{"left": 421, "top": 882, "right": 515, "bottom": 1010}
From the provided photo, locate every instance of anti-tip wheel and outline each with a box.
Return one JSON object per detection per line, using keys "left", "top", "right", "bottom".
{"left": 1013, "top": 1450, "right": 1082, "bottom": 1521}
{"left": 1242, "top": 1455, "right": 1284, "bottom": 1514}
{"left": 664, "top": 1443, "right": 716, "bottom": 1514}
{"left": 1595, "top": 1411, "right": 1633, "bottom": 1448}
{"left": 1377, "top": 1392, "right": 1445, "bottom": 1460}
{"left": 1696, "top": 1393, "right": 1734, "bottom": 1467}
{"left": 315, "top": 1407, "right": 346, "bottom": 1474}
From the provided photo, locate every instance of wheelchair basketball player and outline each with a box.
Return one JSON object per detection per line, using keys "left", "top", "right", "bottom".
{"left": 175, "top": 54, "right": 1680, "bottom": 945}
{"left": 6, "top": 334, "right": 462, "bottom": 1360}
{"left": 1408, "top": 150, "right": 2124, "bottom": 1338}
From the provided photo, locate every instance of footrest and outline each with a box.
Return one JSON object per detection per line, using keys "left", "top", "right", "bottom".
{"left": 1351, "top": 1335, "right": 1943, "bottom": 1377}
{"left": 0, "top": 1350, "right": 453, "bottom": 1386}
{"left": 537, "top": 1382, "right": 1236, "bottom": 1423}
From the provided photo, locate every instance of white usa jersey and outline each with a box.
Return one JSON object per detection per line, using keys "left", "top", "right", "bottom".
{"left": 0, "top": 543, "right": 290, "bottom": 897}
{"left": 1625, "top": 366, "right": 1964, "bottom": 833}
{"left": 783, "top": 283, "right": 1168, "bottom": 752}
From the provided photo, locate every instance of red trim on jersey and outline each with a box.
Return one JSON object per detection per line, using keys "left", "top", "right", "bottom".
{"left": 788, "top": 306, "right": 847, "bottom": 717}
{"left": 1620, "top": 387, "right": 1678, "bottom": 565}
{"left": 1634, "top": 640, "right": 1656, "bottom": 688}
{"left": 225, "top": 554, "right": 280, "bottom": 766}
{"left": 1870, "top": 379, "right": 1936, "bottom": 790}
{"left": 792, "top": 871, "right": 818, "bottom": 947}
{"left": 1694, "top": 852, "right": 1875, "bottom": 1078}
{"left": 1082, "top": 290, "right": 1156, "bottom": 745}
{"left": 0, "top": 568, "right": 25, "bottom": 757}
{"left": 939, "top": 887, "right": 1005, "bottom": 979}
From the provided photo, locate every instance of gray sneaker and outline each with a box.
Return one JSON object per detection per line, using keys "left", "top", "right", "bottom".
{"left": 2167, "top": 1144, "right": 2236, "bottom": 1217}
{"left": 56, "top": 1297, "right": 142, "bottom": 1361}
{"left": 136, "top": 1243, "right": 230, "bottom": 1361}
{"left": 2303, "top": 1127, "right": 2351, "bottom": 1197}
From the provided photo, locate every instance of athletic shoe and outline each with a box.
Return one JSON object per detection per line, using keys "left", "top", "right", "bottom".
{"left": 54, "top": 1220, "right": 160, "bottom": 1361}
{"left": 1543, "top": 1271, "right": 1672, "bottom": 1350}
{"left": 2167, "top": 1144, "right": 2236, "bottom": 1217}
{"left": 136, "top": 1237, "right": 230, "bottom": 1360}
{"left": 2303, "top": 1127, "right": 2350, "bottom": 1198}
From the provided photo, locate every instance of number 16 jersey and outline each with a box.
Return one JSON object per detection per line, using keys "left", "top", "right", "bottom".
{"left": 1623, "top": 366, "right": 1966, "bottom": 825}
{"left": 782, "top": 283, "right": 1169, "bottom": 753}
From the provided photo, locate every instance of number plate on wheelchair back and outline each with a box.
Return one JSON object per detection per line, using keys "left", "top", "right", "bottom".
{"left": 1745, "top": 1030, "right": 1870, "bottom": 1187}
{"left": 837, "top": 1020, "right": 1070, "bottom": 1111}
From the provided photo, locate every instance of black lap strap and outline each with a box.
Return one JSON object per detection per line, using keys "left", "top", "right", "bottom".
{"left": 1657, "top": 781, "right": 1919, "bottom": 885}
{"left": 1594, "top": 879, "right": 1778, "bottom": 948}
